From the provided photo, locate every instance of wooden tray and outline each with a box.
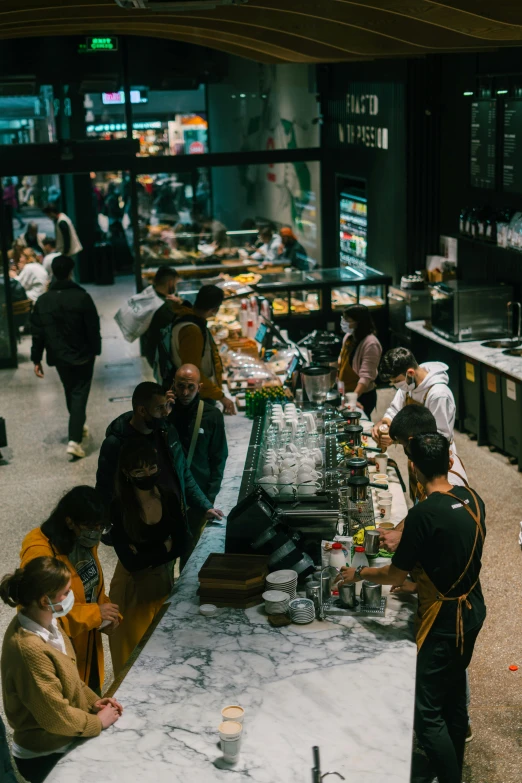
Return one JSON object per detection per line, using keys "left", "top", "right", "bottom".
{"left": 198, "top": 553, "right": 269, "bottom": 585}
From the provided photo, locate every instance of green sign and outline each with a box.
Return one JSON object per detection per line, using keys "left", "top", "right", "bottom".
{"left": 78, "top": 36, "right": 119, "bottom": 53}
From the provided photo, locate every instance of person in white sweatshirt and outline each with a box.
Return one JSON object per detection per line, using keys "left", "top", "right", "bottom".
{"left": 372, "top": 347, "right": 456, "bottom": 450}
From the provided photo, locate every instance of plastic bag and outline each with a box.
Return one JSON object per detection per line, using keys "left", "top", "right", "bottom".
{"left": 114, "top": 285, "right": 164, "bottom": 343}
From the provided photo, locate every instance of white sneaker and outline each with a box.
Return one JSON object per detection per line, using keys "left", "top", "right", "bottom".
{"left": 67, "top": 441, "right": 85, "bottom": 459}
{"left": 82, "top": 424, "right": 89, "bottom": 438}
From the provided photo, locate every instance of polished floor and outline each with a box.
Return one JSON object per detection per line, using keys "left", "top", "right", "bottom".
{"left": 0, "top": 276, "right": 521, "bottom": 782}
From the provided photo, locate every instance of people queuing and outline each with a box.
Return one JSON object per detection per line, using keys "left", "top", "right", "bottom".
{"left": 338, "top": 304, "right": 382, "bottom": 417}
{"left": 0, "top": 557, "right": 123, "bottom": 783}
{"left": 31, "top": 255, "right": 102, "bottom": 460}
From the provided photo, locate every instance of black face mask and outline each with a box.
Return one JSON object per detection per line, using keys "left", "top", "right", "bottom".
{"left": 131, "top": 470, "right": 161, "bottom": 491}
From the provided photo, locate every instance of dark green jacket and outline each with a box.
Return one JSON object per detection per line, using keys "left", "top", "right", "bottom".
{"left": 95, "top": 412, "right": 212, "bottom": 513}
{"left": 142, "top": 300, "right": 176, "bottom": 368}
{"left": 168, "top": 396, "right": 228, "bottom": 503}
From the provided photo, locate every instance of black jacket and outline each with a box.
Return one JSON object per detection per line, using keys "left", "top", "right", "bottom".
{"left": 168, "top": 395, "right": 228, "bottom": 503}
{"left": 95, "top": 411, "right": 212, "bottom": 513}
{"left": 30, "top": 280, "right": 101, "bottom": 366}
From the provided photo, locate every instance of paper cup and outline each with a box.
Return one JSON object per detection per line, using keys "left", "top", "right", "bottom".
{"left": 377, "top": 491, "right": 393, "bottom": 502}
{"left": 378, "top": 521, "right": 394, "bottom": 530}
{"left": 218, "top": 721, "right": 243, "bottom": 764}
{"left": 375, "top": 455, "right": 388, "bottom": 473}
{"left": 344, "top": 392, "right": 358, "bottom": 411}
{"left": 221, "top": 706, "right": 245, "bottom": 724}
{"left": 374, "top": 473, "right": 388, "bottom": 484}
{"left": 378, "top": 500, "right": 392, "bottom": 521}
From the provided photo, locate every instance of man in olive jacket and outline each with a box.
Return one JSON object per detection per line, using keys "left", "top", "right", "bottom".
{"left": 31, "top": 254, "right": 101, "bottom": 460}
{"left": 169, "top": 364, "right": 228, "bottom": 567}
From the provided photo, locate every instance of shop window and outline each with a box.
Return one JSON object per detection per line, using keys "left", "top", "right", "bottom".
{"left": 0, "top": 86, "right": 57, "bottom": 146}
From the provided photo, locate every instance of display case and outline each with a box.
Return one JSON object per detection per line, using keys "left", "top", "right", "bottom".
{"left": 254, "top": 265, "right": 391, "bottom": 340}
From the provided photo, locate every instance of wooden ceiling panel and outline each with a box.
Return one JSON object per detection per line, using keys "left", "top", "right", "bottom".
{"left": 0, "top": 0, "right": 521, "bottom": 62}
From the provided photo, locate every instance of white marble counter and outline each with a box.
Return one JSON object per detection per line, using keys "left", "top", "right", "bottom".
{"left": 407, "top": 320, "right": 522, "bottom": 382}
{"left": 47, "top": 415, "right": 416, "bottom": 783}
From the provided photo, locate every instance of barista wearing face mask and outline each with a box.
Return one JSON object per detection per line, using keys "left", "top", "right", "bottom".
{"left": 108, "top": 439, "right": 208, "bottom": 674}
{"left": 372, "top": 347, "right": 456, "bottom": 450}
{"left": 338, "top": 305, "right": 382, "bottom": 417}
{"left": 19, "top": 486, "right": 120, "bottom": 694}
{"left": 0, "top": 557, "right": 123, "bottom": 783}
{"left": 96, "top": 382, "right": 221, "bottom": 535}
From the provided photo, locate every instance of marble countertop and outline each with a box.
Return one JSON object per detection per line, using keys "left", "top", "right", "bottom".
{"left": 407, "top": 320, "right": 522, "bottom": 382}
{"left": 47, "top": 415, "right": 416, "bottom": 783}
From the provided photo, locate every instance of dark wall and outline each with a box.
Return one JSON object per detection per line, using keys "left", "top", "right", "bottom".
{"left": 438, "top": 48, "right": 522, "bottom": 298}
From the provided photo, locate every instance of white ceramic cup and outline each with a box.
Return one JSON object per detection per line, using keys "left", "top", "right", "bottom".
{"left": 221, "top": 706, "right": 245, "bottom": 724}
{"left": 262, "top": 463, "right": 278, "bottom": 476}
{"left": 303, "top": 412, "right": 316, "bottom": 433}
{"left": 297, "top": 480, "right": 321, "bottom": 496}
{"left": 278, "top": 483, "right": 297, "bottom": 497}
{"left": 278, "top": 469, "right": 297, "bottom": 484}
{"left": 280, "top": 457, "right": 297, "bottom": 470}
{"left": 286, "top": 443, "right": 299, "bottom": 454}
{"left": 345, "top": 392, "right": 358, "bottom": 411}
{"left": 375, "top": 455, "right": 388, "bottom": 473}
{"left": 378, "top": 500, "right": 392, "bottom": 521}
{"left": 296, "top": 467, "right": 321, "bottom": 482}
{"left": 312, "top": 448, "right": 323, "bottom": 466}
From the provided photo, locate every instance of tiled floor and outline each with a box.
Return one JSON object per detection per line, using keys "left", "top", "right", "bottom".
{"left": 1, "top": 279, "right": 522, "bottom": 781}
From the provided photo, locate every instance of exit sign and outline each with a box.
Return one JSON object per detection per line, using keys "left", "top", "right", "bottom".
{"left": 79, "top": 36, "right": 119, "bottom": 53}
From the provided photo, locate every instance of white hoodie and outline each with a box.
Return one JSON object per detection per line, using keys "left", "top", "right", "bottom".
{"left": 384, "top": 361, "right": 456, "bottom": 443}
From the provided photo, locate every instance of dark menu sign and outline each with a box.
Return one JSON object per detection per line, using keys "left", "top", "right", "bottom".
{"left": 503, "top": 100, "right": 522, "bottom": 192}
{"left": 470, "top": 100, "right": 497, "bottom": 188}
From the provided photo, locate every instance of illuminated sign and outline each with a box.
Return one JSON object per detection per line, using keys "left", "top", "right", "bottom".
{"left": 86, "top": 121, "right": 162, "bottom": 133}
{"left": 78, "top": 36, "right": 119, "bottom": 53}
{"left": 102, "top": 90, "right": 148, "bottom": 105}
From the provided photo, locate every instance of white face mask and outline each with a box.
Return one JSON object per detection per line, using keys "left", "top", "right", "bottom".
{"left": 341, "top": 319, "right": 353, "bottom": 335}
{"left": 47, "top": 590, "right": 75, "bottom": 619}
{"left": 393, "top": 374, "right": 415, "bottom": 392}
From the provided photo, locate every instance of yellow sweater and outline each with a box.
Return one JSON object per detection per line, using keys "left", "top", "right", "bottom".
{"left": 1, "top": 616, "right": 102, "bottom": 753}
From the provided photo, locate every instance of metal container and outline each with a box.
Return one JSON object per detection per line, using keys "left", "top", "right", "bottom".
{"left": 338, "top": 582, "right": 357, "bottom": 609}
{"left": 348, "top": 475, "right": 369, "bottom": 502}
{"left": 305, "top": 583, "right": 322, "bottom": 615}
{"left": 346, "top": 457, "right": 368, "bottom": 477}
{"left": 361, "top": 581, "right": 382, "bottom": 607}
{"left": 342, "top": 410, "right": 362, "bottom": 427}
{"left": 345, "top": 424, "right": 363, "bottom": 448}
{"left": 364, "top": 529, "right": 380, "bottom": 556}
{"left": 319, "top": 570, "right": 332, "bottom": 600}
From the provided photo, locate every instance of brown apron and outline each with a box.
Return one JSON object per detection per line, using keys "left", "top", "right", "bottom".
{"left": 411, "top": 487, "right": 484, "bottom": 653}
{"left": 338, "top": 339, "right": 360, "bottom": 392}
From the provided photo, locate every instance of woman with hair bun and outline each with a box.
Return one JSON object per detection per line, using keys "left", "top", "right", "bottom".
{"left": 20, "top": 486, "right": 120, "bottom": 692}
{"left": 0, "top": 557, "right": 123, "bottom": 783}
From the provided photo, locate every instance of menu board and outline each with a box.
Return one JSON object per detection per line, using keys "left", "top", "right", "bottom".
{"left": 503, "top": 99, "right": 522, "bottom": 192}
{"left": 339, "top": 192, "right": 367, "bottom": 269}
{"left": 470, "top": 100, "right": 497, "bottom": 188}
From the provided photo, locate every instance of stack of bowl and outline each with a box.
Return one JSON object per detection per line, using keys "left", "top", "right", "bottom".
{"left": 262, "top": 590, "right": 290, "bottom": 615}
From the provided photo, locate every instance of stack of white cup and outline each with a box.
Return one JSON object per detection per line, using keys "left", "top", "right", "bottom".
{"left": 219, "top": 705, "right": 245, "bottom": 764}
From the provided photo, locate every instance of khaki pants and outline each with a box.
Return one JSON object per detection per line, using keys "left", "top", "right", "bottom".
{"left": 109, "top": 560, "right": 173, "bottom": 676}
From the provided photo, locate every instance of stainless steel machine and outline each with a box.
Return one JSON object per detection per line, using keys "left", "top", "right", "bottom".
{"left": 430, "top": 281, "right": 514, "bottom": 342}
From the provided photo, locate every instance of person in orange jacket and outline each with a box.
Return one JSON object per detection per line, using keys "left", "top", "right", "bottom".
{"left": 19, "top": 486, "right": 120, "bottom": 693}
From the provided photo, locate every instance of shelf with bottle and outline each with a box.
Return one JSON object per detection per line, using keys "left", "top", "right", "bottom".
{"left": 458, "top": 205, "right": 522, "bottom": 252}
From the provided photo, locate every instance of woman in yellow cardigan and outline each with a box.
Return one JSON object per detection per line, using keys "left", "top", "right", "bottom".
{"left": 20, "top": 486, "right": 120, "bottom": 692}
{"left": 0, "top": 557, "right": 122, "bottom": 783}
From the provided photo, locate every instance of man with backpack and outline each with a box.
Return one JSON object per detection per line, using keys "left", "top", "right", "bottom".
{"left": 142, "top": 266, "right": 181, "bottom": 367}
{"left": 156, "top": 284, "right": 236, "bottom": 415}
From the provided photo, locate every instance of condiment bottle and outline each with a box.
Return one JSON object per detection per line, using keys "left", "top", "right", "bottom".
{"left": 329, "top": 542, "right": 346, "bottom": 568}
{"left": 351, "top": 546, "right": 369, "bottom": 570}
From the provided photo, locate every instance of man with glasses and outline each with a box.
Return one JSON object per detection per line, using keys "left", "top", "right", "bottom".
{"left": 168, "top": 364, "right": 228, "bottom": 567}
{"left": 96, "top": 381, "right": 222, "bottom": 544}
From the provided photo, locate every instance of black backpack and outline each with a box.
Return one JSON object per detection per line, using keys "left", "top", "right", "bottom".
{"left": 153, "top": 313, "right": 207, "bottom": 390}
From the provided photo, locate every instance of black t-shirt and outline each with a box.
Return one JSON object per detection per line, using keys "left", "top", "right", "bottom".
{"left": 392, "top": 486, "right": 487, "bottom": 636}
{"left": 68, "top": 543, "right": 99, "bottom": 603}
{"left": 147, "top": 430, "right": 182, "bottom": 504}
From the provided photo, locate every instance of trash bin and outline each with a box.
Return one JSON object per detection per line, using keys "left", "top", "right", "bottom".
{"left": 93, "top": 242, "right": 114, "bottom": 286}
{"left": 481, "top": 366, "right": 504, "bottom": 450}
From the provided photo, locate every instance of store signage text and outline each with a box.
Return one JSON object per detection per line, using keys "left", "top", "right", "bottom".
{"left": 338, "top": 91, "right": 389, "bottom": 150}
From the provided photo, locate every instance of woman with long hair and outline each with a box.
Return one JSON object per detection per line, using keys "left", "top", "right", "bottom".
{"left": 0, "top": 557, "right": 122, "bottom": 783}
{"left": 338, "top": 304, "right": 383, "bottom": 417}
{"left": 108, "top": 438, "right": 190, "bottom": 675}
{"left": 20, "top": 486, "right": 120, "bottom": 692}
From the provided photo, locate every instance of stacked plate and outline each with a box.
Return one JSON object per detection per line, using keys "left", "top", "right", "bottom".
{"left": 265, "top": 569, "right": 298, "bottom": 600}
{"left": 289, "top": 598, "right": 315, "bottom": 624}
{"left": 262, "top": 590, "right": 290, "bottom": 615}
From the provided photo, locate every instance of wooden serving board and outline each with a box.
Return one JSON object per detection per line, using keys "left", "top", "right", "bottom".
{"left": 198, "top": 553, "right": 269, "bottom": 585}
